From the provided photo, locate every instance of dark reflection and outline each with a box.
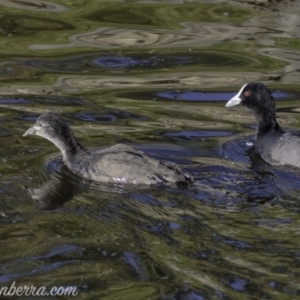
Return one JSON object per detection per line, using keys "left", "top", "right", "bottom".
{"left": 155, "top": 90, "right": 295, "bottom": 102}
{"left": 120, "top": 90, "right": 296, "bottom": 102}
{"left": 92, "top": 56, "right": 193, "bottom": 69}
{"left": 27, "top": 158, "right": 80, "bottom": 210}
{"left": 157, "top": 91, "right": 236, "bottom": 102}
{"left": 0, "top": 15, "right": 73, "bottom": 35}
{"left": 86, "top": 7, "right": 155, "bottom": 25}
{"left": 68, "top": 108, "right": 146, "bottom": 123}
{"left": 219, "top": 135, "right": 255, "bottom": 164}
{"left": 122, "top": 251, "right": 169, "bottom": 281}
{"left": 0, "top": 96, "right": 82, "bottom": 110}
{"left": 219, "top": 134, "right": 300, "bottom": 204}
{"left": 73, "top": 112, "right": 116, "bottom": 123}
{"left": 0, "top": 95, "right": 82, "bottom": 106}
{"left": 0, "top": 244, "right": 80, "bottom": 284}
{"left": 122, "top": 252, "right": 148, "bottom": 280}
{"left": 150, "top": 263, "right": 168, "bottom": 279}
{"left": 269, "top": 281, "right": 300, "bottom": 297}
{"left": 84, "top": 2, "right": 252, "bottom": 27}
{"left": 246, "top": 124, "right": 257, "bottom": 130}
{"left": 19, "top": 113, "right": 40, "bottom": 122}
{"left": 221, "top": 237, "right": 252, "bottom": 250}
{"left": 26, "top": 95, "right": 83, "bottom": 106}
{"left": 107, "top": 109, "right": 145, "bottom": 120}
{"left": 3, "top": 0, "right": 68, "bottom": 12}
{"left": 0, "top": 98, "right": 29, "bottom": 104}
{"left": 160, "top": 130, "right": 234, "bottom": 141}
{"left": 25, "top": 52, "right": 254, "bottom": 73}
{"left": 94, "top": 56, "right": 158, "bottom": 68}
{"left": 11, "top": 0, "right": 47, "bottom": 9}
{"left": 209, "top": 137, "right": 278, "bottom": 203}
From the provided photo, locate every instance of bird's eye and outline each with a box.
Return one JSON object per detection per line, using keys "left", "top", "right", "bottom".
{"left": 243, "top": 91, "right": 251, "bottom": 97}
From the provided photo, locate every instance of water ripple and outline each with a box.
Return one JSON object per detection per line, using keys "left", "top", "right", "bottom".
{"left": 0, "top": 0, "right": 69, "bottom": 12}
{"left": 28, "top": 23, "right": 268, "bottom": 50}
{"left": 25, "top": 52, "right": 254, "bottom": 73}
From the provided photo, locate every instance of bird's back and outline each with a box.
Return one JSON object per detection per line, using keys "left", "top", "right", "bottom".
{"left": 70, "top": 144, "right": 193, "bottom": 185}
{"left": 256, "top": 132, "right": 300, "bottom": 167}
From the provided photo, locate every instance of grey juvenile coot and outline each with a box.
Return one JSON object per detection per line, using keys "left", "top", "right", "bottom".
{"left": 23, "top": 112, "right": 193, "bottom": 186}
{"left": 226, "top": 82, "right": 300, "bottom": 167}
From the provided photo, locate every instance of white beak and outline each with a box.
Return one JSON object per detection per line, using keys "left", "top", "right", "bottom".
{"left": 225, "top": 84, "right": 247, "bottom": 108}
{"left": 23, "top": 124, "right": 41, "bottom": 137}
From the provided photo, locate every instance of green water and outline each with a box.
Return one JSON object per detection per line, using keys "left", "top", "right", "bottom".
{"left": 1, "top": 0, "right": 300, "bottom": 299}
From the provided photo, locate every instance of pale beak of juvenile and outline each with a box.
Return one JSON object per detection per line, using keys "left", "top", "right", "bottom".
{"left": 225, "top": 83, "right": 247, "bottom": 108}
{"left": 23, "top": 126, "right": 37, "bottom": 137}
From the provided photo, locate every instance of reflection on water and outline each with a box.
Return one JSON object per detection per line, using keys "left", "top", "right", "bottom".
{"left": 1, "top": 0, "right": 300, "bottom": 299}
{"left": 0, "top": 0, "right": 68, "bottom": 12}
{"left": 160, "top": 130, "right": 235, "bottom": 141}
{"left": 156, "top": 90, "right": 297, "bottom": 101}
{"left": 26, "top": 52, "right": 252, "bottom": 72}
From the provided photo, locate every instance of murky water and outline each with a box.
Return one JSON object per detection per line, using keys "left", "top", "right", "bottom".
{"left": 1, "top": 0, "right": 300, "bottom": 299}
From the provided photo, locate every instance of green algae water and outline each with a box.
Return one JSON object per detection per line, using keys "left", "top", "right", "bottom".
{"left": 1, "top": 0, "right": 300, "bottom": 299}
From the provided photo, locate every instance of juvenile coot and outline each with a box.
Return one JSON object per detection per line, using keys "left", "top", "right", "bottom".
{"left": 225, "top": 82, "right": 300, "bottom": 167}
{"left": 23, "top": 112, "right": 193, "bottom": 186}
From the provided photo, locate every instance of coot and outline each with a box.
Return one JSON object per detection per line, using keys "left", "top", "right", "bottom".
{"left": 23, "top": 112, "right": 193, "bottom": 186}
{"left": 226, "top": 82, "right": 300, "bottom": 167}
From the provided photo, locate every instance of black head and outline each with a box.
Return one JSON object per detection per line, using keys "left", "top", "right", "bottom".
{"left": 226, "top": 82, "right": 282, "bottom": 134}
{"left": 23, "top": 112, "right": 82, "bottom": 154}
{"left": 226, "top": 82, "right": 276, "bottom": 114}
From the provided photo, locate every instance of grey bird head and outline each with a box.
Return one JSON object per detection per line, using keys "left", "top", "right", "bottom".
{"left": 23, "top": 112, "right": 81, "bottom": 155}
{"left": 24, "top": 112, "right": 69, "bottom": 138}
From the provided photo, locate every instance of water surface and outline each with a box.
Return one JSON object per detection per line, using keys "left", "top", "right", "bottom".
{"left": 1, "top": 0, "right": 300, "bottom": 299}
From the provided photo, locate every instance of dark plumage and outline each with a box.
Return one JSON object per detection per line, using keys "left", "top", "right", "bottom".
{"left": 23, "top": 112, "right": 193, "bottom": 186}
{"left": 225, "top": 82, "right": 300, "bottom": 167}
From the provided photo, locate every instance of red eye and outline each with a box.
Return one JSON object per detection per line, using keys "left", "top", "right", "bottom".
{"left": 243, "top": 91, "right": 251, "bottom": 97}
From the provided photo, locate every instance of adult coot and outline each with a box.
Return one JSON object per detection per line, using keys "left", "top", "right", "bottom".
{"left": 225, "top": 82, "right": 300, "bottom": 167}
{"left": 23, "top": 112, "right": 193, "bottom": 186}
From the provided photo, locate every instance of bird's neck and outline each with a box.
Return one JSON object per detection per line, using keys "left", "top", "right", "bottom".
{"left": 46, "top": 134, "right": 88, "bottom": 164}
{"left": 254, "top": 107, "right": 283, "bottom": 137}
{"left": 62, "top": 142, "right": 88, "bottom": 165}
